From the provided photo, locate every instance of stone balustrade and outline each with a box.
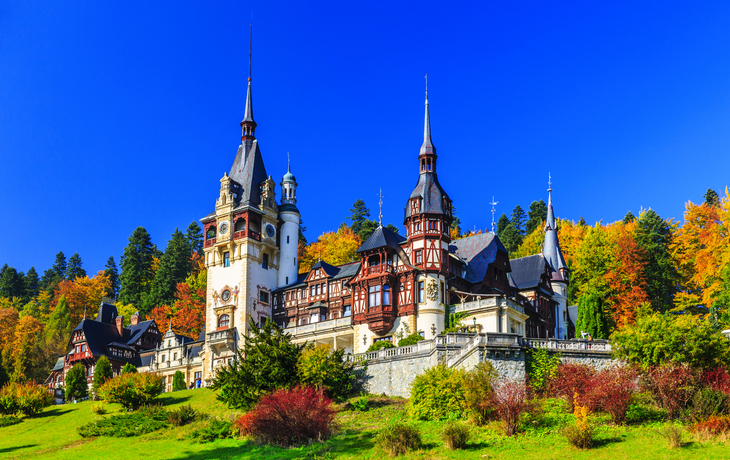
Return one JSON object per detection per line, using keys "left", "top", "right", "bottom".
{"left": 523, "top": 338, "right": 612, "bottom": 352}
{"left": 453, "top": 297, "right": 525, "bottom": 314}
{"left": 284, "top": 316, "right": 352, "bottom": 336}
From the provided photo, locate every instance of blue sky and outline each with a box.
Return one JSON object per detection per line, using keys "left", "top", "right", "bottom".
{"left": 2, "top": 1, "right": 730, "bottom": 275}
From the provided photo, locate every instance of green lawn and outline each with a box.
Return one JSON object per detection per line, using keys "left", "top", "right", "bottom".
{"left": 2, "top": 390, "right": 730, "bottom": 460}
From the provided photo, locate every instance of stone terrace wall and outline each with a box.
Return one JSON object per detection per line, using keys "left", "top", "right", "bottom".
{"left": 353, "top": 333, "right": 621, "bottom": 398}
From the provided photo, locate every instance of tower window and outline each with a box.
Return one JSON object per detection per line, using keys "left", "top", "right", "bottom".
{"left": 218, "top": 314, "right": 229, "bottom": 328}
{"left": 287, "top": 235, "right": 290, "bottom": 244}
{"left": 418, "top": 281, "right": 425, "bottom": 303}
{"left": 262, "top": 253, "right": 269, "bottom": 269}
{"left": 286, "top": 276, "right": 289, "bottom": 284}
{"left": 259, "top": 291, "right": 270, "bottom": 304}
{"left": 415, "top": 250, "right": 423, "bottom": 265}
{"left": 369, "top": 285, "right": 381, "bottom": 307}
{"left": 223, "top": 252, "right": 230, "bottom": 267}
{"left": 383, "top": 284, "right": 391, "bottom": 305}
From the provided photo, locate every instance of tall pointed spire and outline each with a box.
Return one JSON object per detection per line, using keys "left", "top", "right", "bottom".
{"left": 419, "top": 74, "right": 435, "bottom": 158}
{"left": 241, "top": 22, "right": 256, "bottom": 139}
{"left": 545, "top": 172, "right": 555, "bottom": 231}
{"left": 543, "top": 173, "right": 567, "bottom": 277}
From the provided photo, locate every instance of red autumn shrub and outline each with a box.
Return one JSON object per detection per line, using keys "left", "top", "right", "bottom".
{"left": 591, "top": 366, "right": 638, "bottom": 425}
{"left": 493, "top": 380, "right": 530, "bottom": 436}
{"left": 702, "top": 367, "right": 730, "bottom": 394}
{"left": 643, "top": 364, "right": 699, "bottom": 420}
{"left": 691, "top": 415, "right": 730, "bottom": 435}
{"left": 235, "top": 385, "right": 335, "bottom": 446}
{"left": 549, "top": 363, "right": 595, "bottom": 410}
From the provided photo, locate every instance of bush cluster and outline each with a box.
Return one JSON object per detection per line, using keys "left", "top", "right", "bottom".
{"left": 563, "top": 395, "right": 594, "bottom": 449}
{"left": 78, "top": 405, "right": 169, "bottom": 437}
{"left": 0, "top": 415, "right": 21, "bottom": 427}
{"left": 190, "top": 419, "right": 234, "bottom": 443}
{"left": 407, "top": 365, "right": 467, "bottom": 420}
{"left": 367, "top": 341, "right": 395, "bottom": 352}
{"left": 98, "top": 372, "right": 164, "bottom": 410}
{"left": 374, "top": 423, "right": 422, "bottom": 457}
{"left": 397, "top": 333, "right": 424, "bottom": 348}
{"left": 441, "top": 422, "right": 470, "bottom": 449}
{"left": 642, "top": 364, "right": 698, "bottom": 420}
{"left": 167, "top": 404, "right": 200, "bottom": 426}
{"left": 691, "top": 415, "right": 730, "bottom": 436}
{"left": 493, "top": 380, "right": 530, "bottom": 436}
{"left": 0, "top": 381, "right": 52, "bottom": 417}
{"left": 236, "top": 385, "right": 335, "bottom": 446}
{"left": 298, "top": 344, "right": 354, "bottom": 401}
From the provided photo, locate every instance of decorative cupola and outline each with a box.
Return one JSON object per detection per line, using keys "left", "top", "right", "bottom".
{"left": 280, "top": 157, "right": 298, "bottom": 208}
{"left": 241, "top": 25, "right": 256, "bottom": 141}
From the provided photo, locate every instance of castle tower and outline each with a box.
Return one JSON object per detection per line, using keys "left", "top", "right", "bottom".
{"left": 277, "top": 159, "right": 300, "bottom": 287}
{"left": 404, "top": 87, "right": 453, "bottom": 338}
{"left": 542, "top": 176, "right": 569, "bottom": 339}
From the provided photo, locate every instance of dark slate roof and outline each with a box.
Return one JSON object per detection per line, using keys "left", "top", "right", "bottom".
{"left": 95, "top": 302, "right": 118, "bottom": 324}
{"left": 228, "top": 139, "right": 268, "bottom": 207}
{"left": 310, "top": 260, "right": 339, "bottom": 277}
{"left": 543, "top": 190, "right": 568, "bottom": 276}
{"left": 272, "top": 262, "right": 362, "bottom": 293}
{"left": 139, "top": 351, "right": 155, "bottom": 367}
{"left": 333, "top": 262, "right": 361, "bottom": 280}
{"left": 449, "top": 233, "right": 507, "bottom": 284}
{"left": 188, "top": 345, "right": 202, "bottom": 359}
{"left": 73, "top": 319, "right": 122, "bottom": 356}
{"left": 197, "top": 324, "right": 206, "bottom": 342}
{"left": 404, "top": 173, "right": 450, "bottom": 219}
{"left": 51, "top": 357, "right": 64, "bottom": 372}
{"left": 509, "top": 255, "right": 548, "bottom": 290}
{"left": 108, "top": 342, "right": 136, "bottom": 352}
{"left": 126, "top": 320, "right": 156, "bottom": 346}
{"left": 357, "top": 226, "right": 407, "bottom": 253}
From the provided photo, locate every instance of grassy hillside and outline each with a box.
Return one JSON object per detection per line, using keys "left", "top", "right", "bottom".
{"left": 1, "top": 390, "right": 730, "bottom": 459}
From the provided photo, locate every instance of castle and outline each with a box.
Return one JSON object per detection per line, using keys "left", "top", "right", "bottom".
{"left": 46, "top": 63, "right": 573, "bottom": 391}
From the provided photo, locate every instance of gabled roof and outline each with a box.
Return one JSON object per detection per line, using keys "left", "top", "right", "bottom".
{"left": 272, "top": 262, "right": 362, "bottom": 293}
{"left": 449, "top": 233, "right": 507, "bottom": 284}
{"left": 357, "top": 226, "right": 407, "bottom": 253}
{"left": 310, "top": 260, "right": 339, "bottom": 277}
{"left": 508, "top": 254, "right": 548, "bottom": 290}
{"left": 95, "top": 302, "right": 118, "bottom": 324}
{"left": 72, "top": 319, "right": 122, "bottom": 357}
{"left": 126, "top": 320, "right": 156, "bottom": 346}
{"left": 51, "top": 357, "right": 64, "bottom": 372}
{"left": 197, "top": 324, "right": 206, "bottom": 342}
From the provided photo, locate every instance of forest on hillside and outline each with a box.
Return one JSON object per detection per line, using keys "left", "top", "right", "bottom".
{"left": 0, "top": 188, "right": 728, "bottom": 384}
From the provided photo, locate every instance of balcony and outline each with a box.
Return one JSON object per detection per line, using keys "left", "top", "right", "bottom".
{"left": 232, "top": 229, "right": 261, "bottom": 241}
{"left": 366, "top": 265, "right": 395, "bottom": 276}
{"left": 204, "top": 238, "right": 216, "bottom": 248}
{"left": 285, "top": 317, "right": 352, "bottom": 338}
{"left": 453, "top": 296, "right": 525, "bottom": 315}
{"left": 207, "top": 329, "right": 236, "bottom": 354}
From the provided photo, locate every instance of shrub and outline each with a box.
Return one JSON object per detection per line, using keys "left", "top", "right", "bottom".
{"left": 167, "top": 404, "right": 199, "bottom": 426}
{"left": 172, "top": 371, "right": 186, "bottom": 392}
{"left": 527, "top": 348, "right": 561, "bottom": 396}
{"left": 690, "top": 387, "right": 730, "bottom": 422}
{"left": 374, "top": 423, "right": 422, "bottom": 457}
{"left": 563, "top": 395, "right": 594, "bottom": 449}
{"left": 122, "top": 363, "right": 137, "bottom": 374}
{"left": 98, "top": 372, "right": 164, "bottom": 410}
{"left": 493, "top": 379, "right": 530, "bottom": 436}
{"left": 298, "top": 344, "right": 355, "bottom": 401}
{"left": 441, "top": 421, "right": 470, "bottom": 449}
{"left": 407, "top": 365, "right": 467, "bottom": 420}
{"left": 593, "top": 366, "right": 637, "bottom": 425}
{"left": 463, "top": 362, "right": 498, "bottom": 425}
{"left": 78, "top": 406, "right": 169, "bottom": 437}
{"left": 702, "top": 367, "right": 730, "bottom": 394}
{"left": 397, "top": 333, "right": 423, "bottom": 348}
{"left": 65, "top": 363, "right": 88, "bottom": 402}
{"left": 352, "top": 393, "right": 369, "bottom": 412}
{"left": 656, "top": 425, "right": 684, "bottom": 449}
{"left": 611, "top": 313, "right": 730, "bottom": 370}
{"left": 211, "top": 319, "right": 303, "bottom": 410}
{"left": 190, "top": 419, "right": 234, "bottom": 443}
{"left": 691, "top": 415, "right": 730, "bottom": 436}
{"left": 0, "top": 415, "right": 21, "bottom": 427}
{"left": 367, "top": 341, "right": 395, "bottom": 352}
{"left": 91, "top": 402, "right": 107, "bottom": 415}
{"left": 93, "top": 356, "right": 113, "bottom": 397}
{"left": 237, "top": 386, "right": 334, "bottom": 446}
{"left": 549, "top": 363, "right": 595, "bottom": 410}
{"left": 643, "top": 364, "right": 699, "bottom": 419}
{"left": 0, "top": 381, "right": 52, "bottom": 416}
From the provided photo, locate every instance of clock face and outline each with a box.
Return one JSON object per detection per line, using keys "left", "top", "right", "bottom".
{"left": 221, "top": 290, "right": 231, "bottom": 302}
{"left": 219, "top": 222, "right": 229, "bottom": 234}
{"left": 266, "top": 224, "right": 275, "bottom": 237}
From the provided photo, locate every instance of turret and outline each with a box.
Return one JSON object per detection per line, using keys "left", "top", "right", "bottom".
{"left": 542, "top": 175, "right": 570, "bottom": 339}
{"left": 278, "top": 159, "right": 300, "bottom": 287}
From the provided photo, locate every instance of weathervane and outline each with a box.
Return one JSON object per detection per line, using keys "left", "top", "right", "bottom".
{"left": 548, "top": 172, "right": 552, "bottom": 193}
{"left": 248, "top": 21, "right": 253, "bottom": 82}
{"left": 377, "top": 188, "right": 385, "bottom": 227}
{"left": 490, "top": 196, "right": 499, "bottom": 233}
{"left": 425, "top": 74, "right": 428, "bottom": 96}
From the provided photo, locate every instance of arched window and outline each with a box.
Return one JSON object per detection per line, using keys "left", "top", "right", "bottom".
{"left": 383, "top": 284, "right": 391, "bottom": 305}
{"left": 218, "top": 314, "right": 230, "bottom": 328}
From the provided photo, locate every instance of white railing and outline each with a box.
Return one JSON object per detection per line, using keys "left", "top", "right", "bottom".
{"left": 453, "top": 297, "right": 525, "bottom": 314}
{"left": 524, "top": 338, "right": 612, "bottom": 352}
{"left": 446, "top": 334, "right": 483, "bottom": 367}
{"left": 285, "top": 316, "right": 352, "bottom": 336}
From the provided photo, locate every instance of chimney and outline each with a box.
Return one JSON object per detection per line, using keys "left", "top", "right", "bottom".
{"left": 131, "top": 311, "right": 140, "bottom": 326}
{"left": 116, "top": 316, "right": 123, "bottom": 336}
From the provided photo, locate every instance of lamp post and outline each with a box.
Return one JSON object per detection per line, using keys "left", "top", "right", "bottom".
{"left": 473, "top": 317, "right": 477, "bottom": 333}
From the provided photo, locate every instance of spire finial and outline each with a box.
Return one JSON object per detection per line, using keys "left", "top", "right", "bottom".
{"left": 248, "top": 21, "right": 252, "bottom": 82}
{"left": 425, "top": 73, "right": 428, "bottom": 99}
{"left": 548, "top": 172, "right": 552, "bottom": 193}
{"left": 490, "top": 196, "right": 499, "bottom": 233}
{"left": 378, "top": 188, "right": 385, "bottom": 227}
{"left": 287, "top": 152, "right": 291, "bottom": 172}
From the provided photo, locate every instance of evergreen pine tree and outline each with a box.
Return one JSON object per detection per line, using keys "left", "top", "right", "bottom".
{"left": 0, "top": 265, "right": 24, "bottom": 299}
{"left": 348, "top": 199, "right": 371, "bottom": 239}
{"left": 623, "top": 211, "right": 636, "bottom": 224}
{"left": 52, "top": 252, "right": 67, "bottom": 279}
{"left": 93, "top": 356, "right": 113, "bottom": 396}
{"left": 172, "top": 370, "right": 186, "bottom": 391}
{"left": 298, "top": 217, "right": 308, "bottom": 246}
{"left": 104, "top": 256, "right": 119, "bottom": 298}
{"left": 526, "top": 200, "right": 547, "bottom": 235}
{"left": 578, "top": 216, "right": 586, "bottom": 226}
{"left": 23, "top": 267, "right": 40, "bottom": 302}
{"left": 385, "top": 223, "right": 400, "bottom": 235}
{"left": 144, "top": 229, "right": 190, "bottom": 312}
{"left": 65, "top": 253, "right": 86, "bottom": 281}
{"left": 45, "top": 296, "right": 73, "bottom": 352}
{"left": 576, "top": 290, "right": 609, "bottom": 339}
{"left": 185, "top": 221, "right": 204, "bottom": 256}
{"left": 65, "top": 363, "right": 88, "bottom": 401}
{"left": 635, "top": 209, "right": 677, "bottom": 313}
{"left": 118, "top": 227, "right": 155, "bottom": 309}
{"left": 359, "top": 220, "right": 379, "bottom": 242}
{"left": 511, "top": 205, "right": 527, "bottom": 235}
{"left": 450, "top": 205, "right": 462, "bottom": 238}
{"left": 704, "top": 188, "right": 720, "bottom": 206}
{"left": 496, "top": 213, "right": 510, "bottom": 236}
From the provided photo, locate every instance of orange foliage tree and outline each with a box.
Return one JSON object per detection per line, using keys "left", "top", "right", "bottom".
{"left": 299, "top": 226, "right": 362, "bottom": 274}
{"left": 54, "top": 272, "right": 111, "bottom": 324}
{"left": 9, "top": 315, "right": 45, "bottom": 382}
{"left": 148, "top": 270, "right": 206, "bottom": 339}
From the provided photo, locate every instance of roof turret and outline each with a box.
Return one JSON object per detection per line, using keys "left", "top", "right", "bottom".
{"left": 542, "top": 174, "right": 568, "bottom": 280}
